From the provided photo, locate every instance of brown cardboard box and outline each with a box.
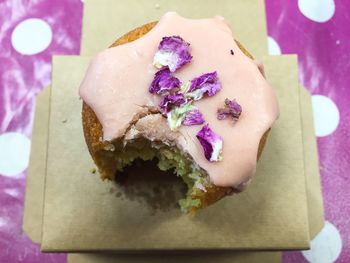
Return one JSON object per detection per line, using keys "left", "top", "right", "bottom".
{"left": 22, "top": 78, "right": 320, "bottom": 263}
{"left": 68, "top": 251, "right": 281, "bottom": 263}
{"left": 39, "top": 54, "right": 308, "bottom": 252}
{"left": 23, "top": 75, "right": 322, "bottom": 262}
{"left": 24, "top": 86, "right": 280, "bottom": 263}
{"left": 81, "top": 0, "right": 269, "bottom": 58}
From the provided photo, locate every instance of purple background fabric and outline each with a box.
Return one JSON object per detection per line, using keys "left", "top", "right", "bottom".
{"left": 0, "top": 0, "right": 348, "bottom": 262}
{"left": 0, "top": 0, "right": 82, "bottom": 262}
{"left": 266, "top": 1, "right": 349, "bottom": 262}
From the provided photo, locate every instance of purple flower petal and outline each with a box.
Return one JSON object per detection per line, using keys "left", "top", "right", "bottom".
{"left": 225, "top": 98, "right": 242, "bottom": 118}
{"left": 149, "top": 68, "right": 181, "bottom": 95}
{"left": 196, "top": 124, "right": 223, "bottom": 162}
{"left": 217, "top": 108, "right": 232, "bottom": 120}
{"left": 182, "top": 108, "right": 205, "bottom": 126}
{"left": 153, "top": 36, "right": 192, "bottom": 72}
{"left": 217, "top": 98, "right": 242, "bottom": 121}
{"left": 187, "top": 71, "right": 221, "bottom": 100}
{"left": 159, "top": 92, "right": 187, "bottom": 113}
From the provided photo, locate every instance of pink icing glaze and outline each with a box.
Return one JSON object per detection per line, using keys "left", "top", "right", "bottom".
{"left": 79, "top": 12, "right": 279, "bottom": 188}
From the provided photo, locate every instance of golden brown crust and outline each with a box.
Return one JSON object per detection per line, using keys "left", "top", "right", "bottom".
{"left": 82, "top": 22, "right": 270, "bottom": 211}
{"left": 110, "top": 22, "right": 158, "bottom": 48}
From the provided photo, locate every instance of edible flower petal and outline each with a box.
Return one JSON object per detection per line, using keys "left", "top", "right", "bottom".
{"left": 182, "top": 108, "right": 205, "bottom": 126}
{"left": 153, "top": 36, "right": 192, "bottom": 72}
{"left": 159, "top": 92, "right": 187, "bottom": 113}
{"left": 217, "top": 108, "right": 232, "bottom": 120}
{"left": 149, "top": 68, "right": 181, "bottom": 95}
{"left": 225, "top": 98, "right": 242, "bottom": 117}
{"left": 187, "top": 71, "right": 221, "bottom": 100}
{"left": 167, "top": 103, "right": 193, "bottom": 131}
{"left": 196, "top": 124, "right": 223, "bottom": 162}
{"left": 217, "top": 98, "right": 242, "bottom": 121}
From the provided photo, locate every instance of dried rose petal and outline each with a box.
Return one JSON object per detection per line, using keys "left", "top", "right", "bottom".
{"left": 187, "top": 71, "right": 221, "bottom": 100}
{"left": 159, "top": 92, "right": 187, "bottom": 113}
{"left": 153, "top": 36, "right": 192, "bottom": 72}
{"left": 217, "top": 108, "right": 232, "bottom": 120}
{"left": 196, "top": 124, "right": 223, "bottom": 162}
{"left": 182, "top": 108, "right": 205, "bottom": 126}
{"left": 217, "top": 98, "right": 242, "bottom": 121}
{"left": 225, "top": 98, "right": 242, "bottom": 118}
{"left": 149, "top": 68, "right": 181, "bottom": 95}
{"left": 167, "top": 103, "right": 193, "bottom": 130}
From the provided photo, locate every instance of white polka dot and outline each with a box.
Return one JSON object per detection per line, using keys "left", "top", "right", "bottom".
{"left": 312, "top": 95, "right": 339, "bottom": 137}
{"left": 11, "top": 18, "right": 52, "bottom": 55}
{"left": 267, "top": 36, "right": 281, "bottom": 55}
{"left": 4, "top": 188, "right": 19, "bottom": 197}
{"left": 0, "top": 217, "right": 8, "bottom": 228}
{"left": 0, "top": 132, "right": 31, "bottom": 177}
{"left": 302, "top": 221, "right": 342, "bottom": 263}
{"left": 298, "top": 0, "right": 335, "bottom": 23}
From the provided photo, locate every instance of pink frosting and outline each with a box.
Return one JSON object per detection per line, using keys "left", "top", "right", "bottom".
{"left": 79, "top": 12, "right": 279, "bottom": 188}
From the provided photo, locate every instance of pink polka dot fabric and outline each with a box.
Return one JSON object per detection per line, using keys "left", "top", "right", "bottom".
{"left": 0, "top": 0, "right": 82, "bottom": 262}
{"left": 0, "top": 0, "right": 348, "bottom": 262}
{"left": 266, "top": 0, "right": 349, "bottom": 262}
